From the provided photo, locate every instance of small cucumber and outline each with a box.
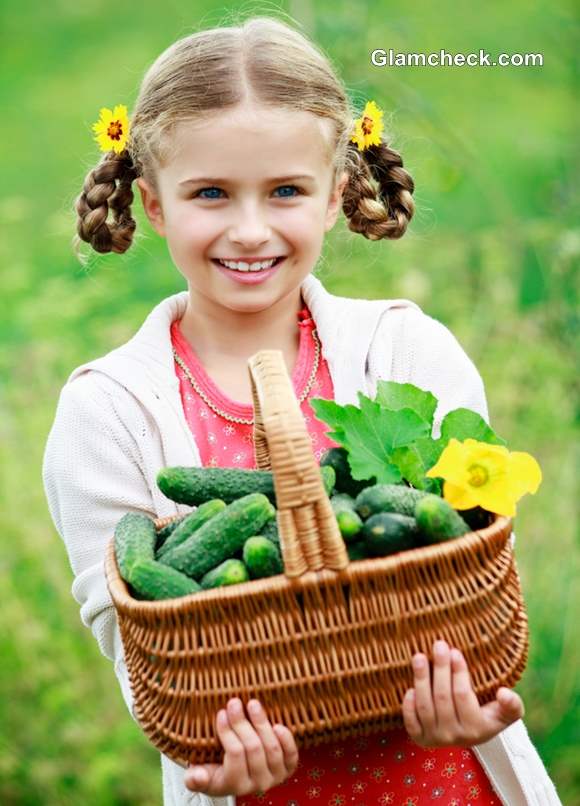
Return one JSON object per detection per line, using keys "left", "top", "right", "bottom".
{"left": 414, "top": 494, "right": 471, "bottom": 543}
{"left": 321, "top": 465, "right": 336, "bottom": 497}
{"left": 243, "top": 536, "right": 283, "bottom": 579}
{"left": 156, "top": 499, "right": 226, "bottom": 559}
{"left": 159, "top": 493, "right": 275, "bottom": 579}
{"left": 346, "top": 540, "right": 370, "bottom": 562}
{"left": 461, "top": 506, "right": 494, "bottom": 531}
{"left": 330, "top": 493, "right": 363, "bottom": 543}
{"left": 157, "top": 465, "right": 335, "bottom": 507}
{"left": 114, "top": 512, "right": 156, "bottom": 579}
{"left": 361, "top": 512, "right": 420, "bottom": 557}
{"left": 155, "top": 513, "right": 189, "bottom": 551}
{"left": 320, "top": 447, "right": 375, "bottom": 497}
{"left": 355, "top": 483, "right": 428, "bottom": 519}
{"left": 129, "top": 558, "right": 202, "bottom": 600}
{"left": 259, "top": 517, "right": 280, "bottom": 547}
{"left": 199, "top": 559, "right": 250, "bottom": 590}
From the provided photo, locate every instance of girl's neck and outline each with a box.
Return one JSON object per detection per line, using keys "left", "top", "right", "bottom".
{"left": 178, "top": 286, "right": 305, "bottom": 367}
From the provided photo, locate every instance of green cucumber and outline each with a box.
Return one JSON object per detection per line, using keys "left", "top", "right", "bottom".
{"left": 320, "top": 447, "right": 375, "bottom": 497}
{"left": 243, "top": 536, "right": 283, "bottom": 579}
{"left": 155, "top": 513, "right": 189, "bottom": 551}
{"left": 199, "top": 559, "right": 250, "bottom": 590}
{"left": 346, "top": 539, "right": 370, "bottom": 562}
{"left": 259, "top": 517, "right": 280, "bottom": 548}
{"left": 321, "top": 465, "right": 336, "bottom": 496}
{"left": 156, "top": 465, "right": 335, "bottom": 507}
{"left": 128, "top": 558, "right": 202, "bottom": 600}
{"left": 355, "top": 483, "right": 428, "bottom": 520}
{"left": 361, "top": 512, "right": 420, "bottom": 557}
{"left": 114, "top": 512, "right": 156, "bottom": 579}
{"left": 330, "top": 493, "right": 363, "bottom": 543}
{"left": 414, "top": 494, "right": 471, "bottom": 543}
{"left": 156, "top": 499, "right": 226, "bottom": 560}
{"left": 159, "top": 493, "right": 275, "bottom": 579}
{"left": 461, "top": 506, "right": 494, "bottom": 531}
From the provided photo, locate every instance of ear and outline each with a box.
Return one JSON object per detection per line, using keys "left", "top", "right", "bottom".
{"left": 324, "top": 171, "right": 349, "bottom": 232}
{"left": 135, "top": 177, "right": 166, "bottom": 237}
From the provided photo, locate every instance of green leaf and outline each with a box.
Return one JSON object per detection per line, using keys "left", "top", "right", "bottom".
{"left": 310, "top": 393, "right": 431, "bottom": 484}
{"left": 391, "top": 438, "right": 444, "bottom": 493}
{"left": 375, "top": 380, "right": 438, "bottom": 426}
{"left": 440, "top": 408, "right": 506, "bottom": 446}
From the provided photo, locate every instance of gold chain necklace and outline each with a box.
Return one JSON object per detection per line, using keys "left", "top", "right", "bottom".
{"left": 172, "top": 327, "right": 321, "bottom": 425}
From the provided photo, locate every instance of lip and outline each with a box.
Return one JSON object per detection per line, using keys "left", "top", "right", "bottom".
{"left": 212, "top": 256, "right": 285, "bottom": 285}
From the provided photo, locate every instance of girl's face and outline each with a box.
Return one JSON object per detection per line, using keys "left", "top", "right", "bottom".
{"left": 136, "top": 104, "right": 348, "bottom": 313}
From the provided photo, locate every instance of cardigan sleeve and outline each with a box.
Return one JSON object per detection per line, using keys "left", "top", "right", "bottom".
{"left": 388, "top": 306, "right": 490, "bottom": 437}
{"left": 41, "top": 372, "right": 156, "bottom": 725}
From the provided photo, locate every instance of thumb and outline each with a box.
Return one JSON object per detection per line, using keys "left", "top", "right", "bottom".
{"left": 185, "top": 764, "right": 219, "bottom": 793}
{"left": 496, "top": 687, "right": 525, "bottom": 721}
{"left": 481, "top": 688, "right": 524, "bottom": 735}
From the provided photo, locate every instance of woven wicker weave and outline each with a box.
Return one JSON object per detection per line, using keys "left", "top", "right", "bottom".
{"left": 104, "top": 349, "right": 529, "bottom": 768}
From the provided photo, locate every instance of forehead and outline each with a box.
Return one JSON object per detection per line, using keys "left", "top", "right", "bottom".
{"left": 164, "top": 105, "right": 334, "bottom": 184}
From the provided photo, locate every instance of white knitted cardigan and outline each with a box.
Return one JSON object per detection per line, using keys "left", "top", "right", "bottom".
{"left": 42, "top": 272, "right": 561, "bottom": 806}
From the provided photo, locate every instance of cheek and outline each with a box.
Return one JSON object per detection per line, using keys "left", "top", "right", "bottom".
{"left": 168, "top": 209, "right": 220, "bottom": 248}
{"left": 280, "top": 204, "right": 326, "bottom": 242}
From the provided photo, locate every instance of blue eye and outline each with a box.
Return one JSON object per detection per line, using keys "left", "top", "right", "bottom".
{"left": 274, "top": 185, "right": 301, "bottom": 198}
{"left": 196, "top": 187, "right": 223, "bottom": 199}
{"left": 193, "top": 185, "right": 302, "bottom": 200}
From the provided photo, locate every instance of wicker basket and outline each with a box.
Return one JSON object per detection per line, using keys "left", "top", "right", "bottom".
{"left": 104, "top": 349, "right": 529, "bottom": 768}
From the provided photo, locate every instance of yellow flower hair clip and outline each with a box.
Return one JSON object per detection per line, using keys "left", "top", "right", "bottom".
{"left": 351, "top": 100, "right": 384, "bottom": 151}
{"left": 92, "top": 104, "right": 130, "bottom": 154}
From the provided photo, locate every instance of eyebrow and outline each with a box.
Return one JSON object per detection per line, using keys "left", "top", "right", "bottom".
{"left": 179, "top": 174, "right": 316, "bottom": 186}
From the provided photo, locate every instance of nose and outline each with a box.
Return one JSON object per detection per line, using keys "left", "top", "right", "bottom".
{"left": 228, "top": 201, "right": 271, "bottom": 248}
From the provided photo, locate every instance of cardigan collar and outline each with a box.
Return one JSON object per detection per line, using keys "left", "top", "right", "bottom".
{"left": 66, "top": 273, "right": 418, "bottom": 407}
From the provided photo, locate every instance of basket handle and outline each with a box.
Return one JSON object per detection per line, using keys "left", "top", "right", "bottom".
{"left": 247, "top": 349, "right": 349, "bottom": 578}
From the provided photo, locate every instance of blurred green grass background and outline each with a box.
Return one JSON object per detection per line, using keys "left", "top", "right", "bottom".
{"left": 1, "top": 0, "right": 578, "bottom": 803}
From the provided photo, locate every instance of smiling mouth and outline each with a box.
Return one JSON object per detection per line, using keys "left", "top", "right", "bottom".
{"left": 211, "top": 256, "right": 286, "bottom": 272}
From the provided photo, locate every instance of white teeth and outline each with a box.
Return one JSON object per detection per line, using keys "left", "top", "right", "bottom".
{"left": 218, "top": 258, "right": 278, "bottom": 272}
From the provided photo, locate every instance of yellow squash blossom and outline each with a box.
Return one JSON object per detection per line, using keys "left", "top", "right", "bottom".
{"left": 92, "top": 104, "right": 130, "bottom": 154}
{"left": 351, "top": 100, "right": 384, "bottom": 150}
{"left": 425, "top": 438, "right": 542, "bottom": 517}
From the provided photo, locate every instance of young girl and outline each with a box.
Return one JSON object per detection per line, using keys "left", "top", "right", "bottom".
{"left": 43, "top": 14, "right": 561, "bottom": 806}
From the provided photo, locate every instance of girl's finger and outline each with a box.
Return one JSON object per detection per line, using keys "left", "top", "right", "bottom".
{"left": 411, "top": 653, "right": 436, "bottom": 734}
{"left": 450, "top": 648, "right": 483, "bottom": 731}
{"left": 402, "top": 688, "right": 423, "bottom": 742}
{"left": 431, "top": 640, "right": 458, "bottom": 730}
{"left": 225, "top": 699, "right": 272, "bottom": 792}
{"left": 216, "top": 706, "right": 252, "bottom": 792}
{"left": 272, "top": 723, "right": 300, "bottom": 776}
{"left": 246, "top": 700, "right": 287, "bottom": 779}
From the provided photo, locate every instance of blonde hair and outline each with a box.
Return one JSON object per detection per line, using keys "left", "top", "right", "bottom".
{"left": 73, "top": 15, "right": 415, "bottom": 259}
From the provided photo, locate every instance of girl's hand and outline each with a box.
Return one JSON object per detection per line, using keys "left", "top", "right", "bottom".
{"left": 402, "top": 640, "right": 525, "bottom": 748}
{"left": 184, "top": 698, "right": 299, "bottom": 797}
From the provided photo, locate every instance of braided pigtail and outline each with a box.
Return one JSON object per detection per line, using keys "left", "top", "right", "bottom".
{"left": 342, "top": 140, "right": 415, "bottom": 241}
{"left": 74, "top": 149, "right": 140, "bottom": 255}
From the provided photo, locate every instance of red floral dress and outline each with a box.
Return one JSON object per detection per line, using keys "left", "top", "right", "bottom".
{"left": 236, "top": 729, "right": 500, "bottom": 805}
{"left": 171, "top": 304, "right": 501, "bottom": 806}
